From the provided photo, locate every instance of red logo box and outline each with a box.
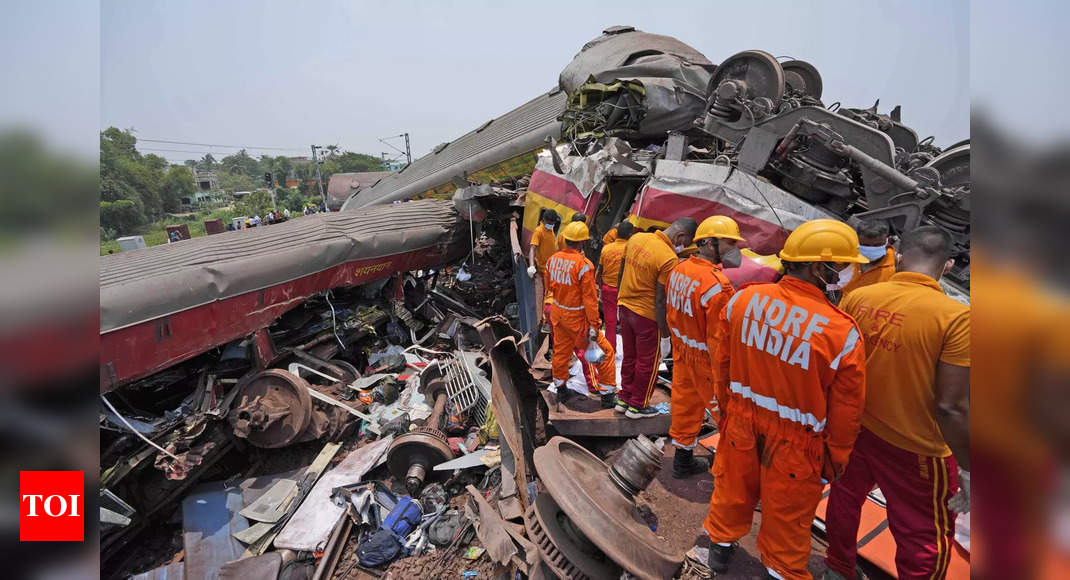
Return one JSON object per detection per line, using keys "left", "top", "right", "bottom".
{"left": 20, "top": 471, "right": 84, "bottom": 541}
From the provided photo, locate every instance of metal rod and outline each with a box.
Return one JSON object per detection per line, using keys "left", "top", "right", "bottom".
{"left": 100, "top": 395, "right": 180, "bottom": 460}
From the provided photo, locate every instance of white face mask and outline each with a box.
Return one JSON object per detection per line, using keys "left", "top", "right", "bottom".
{"left": 545, "top": 223, "right": 554, "bottom": 230}
{"left": 674, "top": 245, "right": 686, "bottom": 253}
{"left": 823, "top": 264, "right": 854, "bottom": 291}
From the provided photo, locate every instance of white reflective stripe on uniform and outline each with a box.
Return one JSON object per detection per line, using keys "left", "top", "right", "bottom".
{"left": 577, "top": 263, "right": 591, "bottom": 279}
{"left": 699, "top": 283, "right": 723, "bottom": 307}
{"left": 552, "top": 300, "right": 584, "bottom": 311}
{"left": 729, "top": 381, "right": 827, "bottom": 432}
{"left": 766, "top": 567, "right": 786, "bottom": 580}
{"left": 829, "top": 326, "right": 860, "bottom": 370}
{"left": 671, "top": 327, "right": 709, "bottom": 351}
{"left": 671, "top": 438, "right": 697, "bottom": 450}
{"left": 724, "top": 289, "right": 744, "bottom": 319}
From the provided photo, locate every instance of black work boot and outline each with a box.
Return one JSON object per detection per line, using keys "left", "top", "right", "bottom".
{"left": 555, "top": 386, "right": 573, "bottom": 404}
{"left": 600, "top": 393, "right": 617, "bottom": 409}
{"left": 708, "top": 542, "right": 734, "bottom": 573}
{"left": 672, "top": 447, "right": 711, "bottom": 479}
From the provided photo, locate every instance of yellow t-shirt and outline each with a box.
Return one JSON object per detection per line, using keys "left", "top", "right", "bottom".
{"left": 617, "top": 231, "right": 678, "bottom": 320}
{"left": 530, "top": 224, "right": 557, "bottom": 272}
{"left": 842, "top": 247, "right": 896, "bottom": 295}
{"left": 839, "top": 272, "right": 970, "bottom": 457}
{"left": 599, "top": 238, "right": 627, "bottom": 288}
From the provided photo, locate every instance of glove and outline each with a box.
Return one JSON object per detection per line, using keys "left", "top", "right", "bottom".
{"left": 660, "top": 337, "right": 672, "bottom": 360}
{"left": 948, "top": 469, "right": 970, "bottom": 514}
{"left": 526, "top": 265, "right": 536, "bottom": 279}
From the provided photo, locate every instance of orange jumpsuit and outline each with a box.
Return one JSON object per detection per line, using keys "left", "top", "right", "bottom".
{"left": 666, "top": 255, "right": 734, "bottom": 450}
{"left": 704, "top": 276, "right": 866, "bottom": 580}
{"left": 546, "top": 248, "right": 617, "bottom": 393}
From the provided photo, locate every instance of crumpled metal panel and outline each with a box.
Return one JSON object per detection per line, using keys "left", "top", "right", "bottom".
{"left": 558, "top": 27, "right": 714, "bottom": 139}
{"left": 100, "top": 199, "right": 461, "bottom": 334}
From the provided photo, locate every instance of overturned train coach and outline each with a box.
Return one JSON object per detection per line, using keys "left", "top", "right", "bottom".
{"left": 343, "top": 26, "right": 969, "bottom": 293}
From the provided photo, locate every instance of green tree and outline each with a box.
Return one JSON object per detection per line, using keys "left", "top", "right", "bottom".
{"left": 198, "top": 153, "right": 217, "bottom": 171}
{"left": 161, "top": 165, "right": 196, "bottom": 212}
{"left": 221, "top": 149, "right": 259, "bottom": 177}
{"left": 337, "top": 152, "right": 387, "bottom": 173}
{"left": 234, "top": 190, "right": 272, "bottom": 218}
{"left": 218, "top": 171, "right": 257, "bottom": 194}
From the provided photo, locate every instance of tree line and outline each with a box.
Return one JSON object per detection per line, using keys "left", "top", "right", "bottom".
{"left": 100, "top": 127, "right": 387, "bottom": 238}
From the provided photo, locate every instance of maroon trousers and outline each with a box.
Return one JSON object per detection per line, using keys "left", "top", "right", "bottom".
{"left": 618, "top": 306, "right": 661, "bottom": 409}
{"left": 601, "top": 283, "right": 619, "bottom": 349}
{"left": 825, "top": 427, "right": 959, "bottom": 580}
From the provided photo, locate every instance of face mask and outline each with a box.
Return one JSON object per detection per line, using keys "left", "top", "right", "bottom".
{"left": 721, "top": 246, "right": 743, "bottom": 269}
{"left": 675, "top": 245, "right": 686, "bottom": 254}
{"left": 858, "top": 245, "right": 887, "bottom": 262}
{"left": 821, "top": 263, "right": 852, "bottom": 302}
{"left": 545, "top": 223, "right": 554, "bottom": 230}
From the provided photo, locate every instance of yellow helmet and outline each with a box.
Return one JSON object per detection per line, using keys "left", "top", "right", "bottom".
{"left": 778, "top": 219, "right": 869, "bottom": 263}
{"left": 560, "top": 221, "right": 590, "bottom": 242}
{"left": 694, "top": 216, "right": 745, "bottom": 242}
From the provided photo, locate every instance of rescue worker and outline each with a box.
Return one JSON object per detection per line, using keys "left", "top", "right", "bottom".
{"left": 527, "top": 209, "right": 560, "bottom": 331}
{"left": 557, "top": 212, "right": 587, "bottom": 250}
{"left": 840, "top": 220, "right": 895, "bottom": 295}
{"left": 704, "top": 219, "right": 868, "bottom": 579}
{"left": 824, "top": 226, "right": 969, "bottom": 580}
{"left": 546, "top": 221, "right": 618, "bottom": 408}
{"left": 596, "top": 220, "right": 634, "bottom": 349}
{"left": 666, "top": 216, "right": 743, "bottom": 478}
{"left": 616, "top": 218, "right": 698, "bottom": 418}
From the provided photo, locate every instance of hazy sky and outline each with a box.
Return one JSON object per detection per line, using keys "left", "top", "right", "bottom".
{"left": 99, "top": 1, "right": 979, "bottom": 164}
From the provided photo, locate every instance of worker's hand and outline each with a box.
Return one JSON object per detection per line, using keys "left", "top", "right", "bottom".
{"left": 588, "top": 327, "right": 598, "bottom": 340}
{"left": 660, "top": 337, "right": 672, "bottom": 360}
{"left": 526, "top": 265, "right": 537, "bottom": 279}
{"left": 948, "top": 469, "right": 970, "bottom": 514}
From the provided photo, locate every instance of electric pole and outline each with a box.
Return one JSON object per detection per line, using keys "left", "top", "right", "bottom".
{"left": 311, "top": 144, "right": 326, "bottom": 210}
{"left": 378, "top": 133, "right": 412, "bottom": 169}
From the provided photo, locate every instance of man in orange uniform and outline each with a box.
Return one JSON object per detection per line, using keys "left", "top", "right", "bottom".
{"left": 666, "top": 216, "right": 743, "bottom": 478}
{"left": 840, "top": 220, "right": 895, "bottom": 295}
{"left": 596, "top": 220, "right": 634, "bottom": 349}
{"left": 616, "top": 218, "right": 698, "bottom": 418}
{"left": 704, "top": 219, "right": 868, "bottom": 579}
{"left": 546, "top": 222, "right": 618, "bottom": 408}
{"left": 825, "top": 226, "right": 969, "bottom": 580}
{"left": 527, "top": 209, "right": 560, "bottom": 331}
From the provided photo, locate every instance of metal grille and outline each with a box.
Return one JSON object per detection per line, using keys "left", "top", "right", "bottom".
{"left": 437, "top": 352, "right": 489, "bottom": 426}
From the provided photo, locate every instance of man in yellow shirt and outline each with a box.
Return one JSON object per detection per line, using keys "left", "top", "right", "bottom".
{"left": 615, "top": 218, "right": 697, "bottom": 418}
{"left": 596, "top": 220, "right": 634, "bottom": 349}
{"left": 841, "top": 220, "right": 896, "bottom": 295}
{"left": 527, "top": 209, "right": 560, "bottom": 330}
{"left": 825, "top": 226, "right": 969, "bottom": 580}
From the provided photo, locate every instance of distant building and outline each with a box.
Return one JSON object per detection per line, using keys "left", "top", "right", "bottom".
{"left": 326, "top": 171, "right": 393, "bottom": 210}
{"left": 192, "top": 169, "right": 219, "bottom": 191}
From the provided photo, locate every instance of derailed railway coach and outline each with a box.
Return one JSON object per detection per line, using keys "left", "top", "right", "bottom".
{"left": 344, "top": 26, "right": 969, "bottom": 296}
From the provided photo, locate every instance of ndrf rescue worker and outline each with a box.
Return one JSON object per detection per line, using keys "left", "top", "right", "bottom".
{"left": 527, "top": 209, "right": 560, "bottom": 331}
{"left": 616, "top": 218, "right": 698, "bottom": 418}
{"left": 840, "top": 220, "right": 896, "bottom": 296}
{"left": 596, "top": 220, "right": 634, "bottom": 349}
{"left": 546, "top": 222, "right": 618, "bottom": 408}
{"left": 704, "top": 219, "right": 868, "bottom": 579}
{"left": 824, "top": 226, "right": 969, "bottom": 580}
{"left": 666, "top": 216, "right": 743, "bottom": 478}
